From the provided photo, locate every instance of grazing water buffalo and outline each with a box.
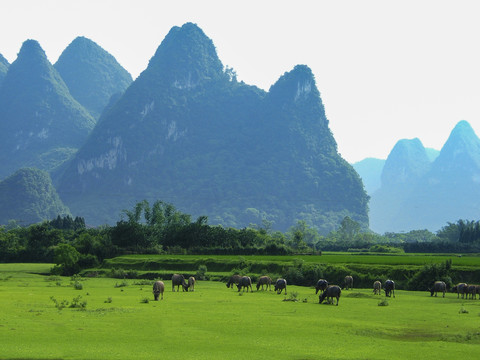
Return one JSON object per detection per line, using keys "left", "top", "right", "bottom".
{"left": 274, "top": 278, "right": 287, "bottom": 295}
{"left": 256, "top": 276, "right": 272, "bottom": 291}
{"left": 188, "top": 276, "right": 196, "bottom": 292}
{"left": 344, "top": 276, "right": 353, "bottom": 290}
{"left": 452, "top": 283, "right": 468, "bottom": 299}
{"left": 153, "top": 281, "right": 165, "bottom": 300}
{"left": 384, "top": 280, "right": 395, "bottom": 298}
{"left": 237, "top": 276, "right": 253, "bottom": 292}
{"left": 429, "top": 281, "right": 446, "bottom": 297}
{"left": 319, "top": 285, "right": 341, "bottom": 306}
{"left": 315, "top": 279, "right": 328, "bottom": 295}
{"left": 226, "top": 274, "right": 242, "bottom": 289}
{"left": 171, "top": 274, "right": 189, "bottom": 292}
{"left": 467, "top": 285, "right": 478, "bottom": 299}
{"left": 373, "top": 281, "right": 382, "bottom": 295}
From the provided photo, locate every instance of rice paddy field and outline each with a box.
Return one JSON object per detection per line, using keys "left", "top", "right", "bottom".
{"left": 1, "top": 261, "right": 480, "bottom": 360}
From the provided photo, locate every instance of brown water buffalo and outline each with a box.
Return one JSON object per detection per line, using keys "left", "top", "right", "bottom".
{"left": 237, "top": 276, "right": 253, "bottom": 292}
{"left": 452, "top": 283, "right": 468, "bottom": 299}
{"left": 315, "top": 279, "right": 328, "bottom": 295}
{"left": 319, "top": 285, "right": 341, "bottom": 306}
{"left": 256, "top": 276, "right": 272, "bottom": 291}
{"left": 188, "top": 276, "right": 196, "bottom": 292}
{"left": 274, "top": 278, "right": 287, "bottom": 295}
{"left": 384, "top": 279, "right": 395, "bottom": 298}
{"left": 344, "top": 276, "right": 353, "bottom": 290}
{"left": 429, "top": 281, "right": 446, "bottom": 297}
{"left": 226, "top": 274, "right": 241, "bottom": 289}
{"left": 153, "top": 281, "right": 165, "bottom": 300}
{"left": 373, "top": 280, "right": 381, "bottom": 295}
{"left": 171, "top": 274, "right": 189, "bottom": 292}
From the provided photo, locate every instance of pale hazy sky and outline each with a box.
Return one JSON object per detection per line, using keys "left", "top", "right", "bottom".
{"left": 1, "top": 0, "right": 480, "bottom": 163}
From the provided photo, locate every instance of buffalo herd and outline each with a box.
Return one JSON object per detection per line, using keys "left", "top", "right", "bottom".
{"left": 153, "top": 273, "right": 478, "bottom": 305}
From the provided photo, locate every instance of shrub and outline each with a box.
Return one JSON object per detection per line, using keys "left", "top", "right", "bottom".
{"left": 196, "top": 265, "right": 208, "bottom": 280}
{"left": 378, "top": 299, "right": 389, "bottom": 306}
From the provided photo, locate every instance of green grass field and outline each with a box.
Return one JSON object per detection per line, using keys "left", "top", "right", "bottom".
{"left": 1, "top": 263, "right": 480, "bottom": 359}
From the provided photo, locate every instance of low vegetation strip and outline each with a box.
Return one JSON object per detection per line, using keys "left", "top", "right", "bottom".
{"left": 90, "top": 254, "right": 480, "bottom": 290}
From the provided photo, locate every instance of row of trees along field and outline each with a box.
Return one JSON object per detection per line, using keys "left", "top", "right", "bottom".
{"left": 1, "top": 200, "right": 480, "bottom": 275}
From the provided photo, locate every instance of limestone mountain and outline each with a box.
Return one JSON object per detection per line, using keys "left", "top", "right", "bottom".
{"left": 352, "top": 158, "right": 385, "bottom": 195}
{"left": 0, "top": 53, "right": 9, "bottom": 85}
{"left": 370, "top": 121, "right": 480, "bottom": 233}
{"left": 0, "top": 168, "right": 70, "bottom": 226}
{"left": 56, "top": 23, "right": 368, "bottom": 231}
{"left": 0, "top": 40, "right": 95, "bottom": 179}
{"left": 54, "top": 36, "right": 133, "bottom": 119}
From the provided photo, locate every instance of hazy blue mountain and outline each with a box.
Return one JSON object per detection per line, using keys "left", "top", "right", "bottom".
{"left": 425, "top": 147, "right": 440, "bottom": 162}
{"left": 370, "top": 121, "right": 480, "bottom": 233}
{"left": 0, "top": 53, "right": 9, "bottom": 85}
{"left": 55, "top": 37, "right": 133, "bottom": 119}
{"left": 57, "top": 23, "right": 368, "bottom": 231}
{"left": 0, "top": 168, "right": 71, "bottom": 226}
{"left": 352, "top": 158, "right": 385, "bottom": 195}
{"left": 0, "top": 40, "right": 95, "bottom": 179}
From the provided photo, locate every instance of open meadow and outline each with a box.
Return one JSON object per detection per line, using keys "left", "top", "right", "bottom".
{"left": 1, "top": 262, "right": 480, "bottom": 360}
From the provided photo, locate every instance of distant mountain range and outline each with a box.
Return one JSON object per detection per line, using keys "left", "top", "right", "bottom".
{"left": 368, "top": 120, "right": 480, "bottom": 233}
{"left": 1, "top": 23, "right": 478, "bottom": 234}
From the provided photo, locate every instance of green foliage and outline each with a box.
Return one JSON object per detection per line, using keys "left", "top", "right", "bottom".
{"left": 196, "top": 264, "right": 208, "bottom": 280}
{"left": 0, "top": 168, "right": 71, "bottom": 227}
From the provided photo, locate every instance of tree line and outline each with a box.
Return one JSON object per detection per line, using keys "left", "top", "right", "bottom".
{"left": 1, "top": 200, "right": 479, "bottom": 275}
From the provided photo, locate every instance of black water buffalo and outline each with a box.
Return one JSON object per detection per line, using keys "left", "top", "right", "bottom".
{"left": 467, "top": 285, "right": 478, "bottom": 299}
{"left": 172, "top": 274, "right": 189, "bottom": 292}
{"left": 226, "top": 274, "right": 241, "bottom": 289}
{"left": 315, "top": 279, "right": 328, "bottom": 295}
{"left": 384, "top": 280, "right": 395, "bottom": 298}
{"left": 319, "top": 285, "right": 341, "bottom": 306}
{"left": 153, "top": 281, "right": 165, "bottom": 300}
{"left": 429, "top": 281, "right": 446, "bottom": 297}
{"left": 344, "top": 276, "right": 353, "bottom": 290}
{"left": 373, "top": 280, "right": 381, "bottom": 295}
{"left": 256, "top": 276, "right": 272, "bottom": 291}
{"left": 274, "top": 278, "right": 287, "bottom": 295}
{"left": 237, "top": 276, "right": 253, "bottom": 292}
{"left": 188, "top": 276, "right": 196, "bottom": 292}
{"left": 452, "top": 283, "right": 468, "bottom": 299}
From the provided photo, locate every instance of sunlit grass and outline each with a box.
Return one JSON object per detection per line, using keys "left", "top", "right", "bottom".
{"left": 1, "top": 266, "right": 480, "bottom": 359}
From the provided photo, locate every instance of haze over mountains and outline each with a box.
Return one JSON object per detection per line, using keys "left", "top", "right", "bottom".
{"left": 368, "top": 120, "right": 480, "bottom": 233}
{"left": 0, "top": 22, "right": 478, "bottom": 233}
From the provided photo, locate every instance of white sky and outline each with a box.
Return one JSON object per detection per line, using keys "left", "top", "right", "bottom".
{"left": 1, "top": 0, "right": 480, "bottom": 163}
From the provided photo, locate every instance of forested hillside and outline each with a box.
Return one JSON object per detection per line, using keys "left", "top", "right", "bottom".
{"left": 56, "top": 23, "right": 368, "bottom": 232}
{"left": 0, "top": 168, "right": 70, "bottom": 225}
{"left": 54, "top": 36, "right": 133, "bottom": 119}
{"left": 0, "top": 40, "right": 95, "bottom": 179}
